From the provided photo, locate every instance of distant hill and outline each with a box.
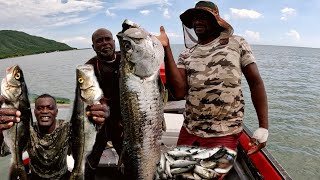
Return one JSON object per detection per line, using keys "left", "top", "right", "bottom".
{"left": 0, "top": 30, "right": 75, "bottom": 59}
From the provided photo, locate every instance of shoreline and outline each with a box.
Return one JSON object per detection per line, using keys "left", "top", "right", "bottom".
{"left": 30, "top": 103, "right": 71, "bottom": 109}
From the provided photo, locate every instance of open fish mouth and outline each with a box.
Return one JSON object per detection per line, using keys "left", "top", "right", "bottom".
{"left": 117, "top": 19, "right": 165, "bottom": 179}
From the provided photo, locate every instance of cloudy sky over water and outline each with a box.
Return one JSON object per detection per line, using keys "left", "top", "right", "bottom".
{"left": 0, "top": 0, "right": 319, "bottom": 49}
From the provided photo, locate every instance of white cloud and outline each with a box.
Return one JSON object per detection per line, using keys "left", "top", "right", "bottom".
{"left": 104, "top": 1, "right": 172, "bottom": 19}
{"left": 60, "top": 36, "right": 91, "bottom": 48}
{"left": 229, "top": 8, "right": 263, "bottom": 19}
{"left": 280, "top": 7, "right": 296, "bottom": 21}
{"left": 0, "top": 0, "right": 104, "bottom": 30}
{"left": 151, "top": 31, "right": 181, "bottom": 38}
{"left": 108, "top": 0, "right": 171, "bottom": 10}
{"left": 163, "top": 8, "right": 170, "bottom": 18}
{"left": 223, "top": 14, "right": 231, "bottom": 21}
{"left": 286, "top": 30, "right": 300, "bottom": 41}
{"left": 106, "top": 9, "right": 116, "bottom": 17}
{"left": 140, "top": 10, "right": 151, "bottom": 15}
{"left": 244, "top": 30, "right": 260, "bottom": 41}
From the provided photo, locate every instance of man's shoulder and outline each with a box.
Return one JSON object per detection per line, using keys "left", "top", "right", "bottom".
{"left": 85, "top": 56, "right": 99, "bottom": 65}
{"left": 229, "top": 35, "right": 248, "bottom": 44}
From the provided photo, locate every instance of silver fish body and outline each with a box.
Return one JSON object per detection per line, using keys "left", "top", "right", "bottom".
{"left": 70, "top": 64, "right": 103, "bottom": 179}
{"left": 117, "top": 19, "right": 165, "bottom": 180}
{"left": 1, "top": 65, "right": 31, "bottom": 180}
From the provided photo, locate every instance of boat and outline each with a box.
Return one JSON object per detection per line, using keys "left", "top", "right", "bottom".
{"left": 5, "top": 64, "right": 292, "bottom": 179}
{"left": 94, "top": 100, "right": 292, "bottom": 179}
{"left": 17, "top": 108, "right": 291, "bottom": 180}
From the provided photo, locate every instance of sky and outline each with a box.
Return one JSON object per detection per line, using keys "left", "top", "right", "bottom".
{"left": 0, "top": 0, "right": 319, "bottom": 49}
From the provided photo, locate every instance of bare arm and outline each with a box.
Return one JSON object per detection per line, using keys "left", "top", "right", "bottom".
{"left": 243, "top": 63, "right": 268, "bottom": 129}
{"left": 157, "top": 26, "right": 187, "bottom": 100}
{"left": 242, "top": 63, "right": 268, "bottom": 155}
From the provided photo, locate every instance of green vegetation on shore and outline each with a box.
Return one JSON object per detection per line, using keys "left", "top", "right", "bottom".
{"left": 29, "top": 94, "right": 70, "bottom": 104}
{"left": 0, "top": 30, "right": 75, "bottom": 59}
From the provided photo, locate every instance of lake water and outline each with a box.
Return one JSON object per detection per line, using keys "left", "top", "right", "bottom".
{"left": 0, "top": 45, "right": 320, "bottom": 179}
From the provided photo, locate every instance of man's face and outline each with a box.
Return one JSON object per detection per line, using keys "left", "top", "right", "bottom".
{"left": 92, "top": 29, "right": 115, "bottom": 59}
{"left": 192, "top": 11, "right": 220, "bottom": 38}
{"left": 34, "top": 97, "right": 58, "bottom": 128}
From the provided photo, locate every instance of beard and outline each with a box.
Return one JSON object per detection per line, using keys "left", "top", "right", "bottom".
{"left": 96, "top": 47, "right": 115, "bottom": 59}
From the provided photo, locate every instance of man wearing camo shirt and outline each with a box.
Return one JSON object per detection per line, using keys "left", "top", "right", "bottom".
{"left": 157, "top": 1, "right": 268, "bottom": 155}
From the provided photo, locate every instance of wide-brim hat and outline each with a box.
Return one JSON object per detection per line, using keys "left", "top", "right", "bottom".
{"left": 180, "top": 1, "right": 233, "bottom": 39}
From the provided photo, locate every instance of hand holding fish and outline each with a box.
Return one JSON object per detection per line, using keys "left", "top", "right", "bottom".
{"left": 85, "top": 98, "right": 110, "bottom": 125}
{"left": 0, "top": 95, "right": 21, "bottom": 131}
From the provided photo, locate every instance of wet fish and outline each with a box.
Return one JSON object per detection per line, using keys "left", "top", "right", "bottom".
{"left": 1, "top": 65, "right": 32, "bottom": 180}
{"left": 156, "top": 146, "right": 236, "bottom": 179}
{"left": 69, "top": 64, "right": 103, "bottom": 179}
{"left": 117, "top": 19, "right": 165, "bottom": 179}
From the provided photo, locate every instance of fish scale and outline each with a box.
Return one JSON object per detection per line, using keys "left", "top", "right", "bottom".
{"left": 69, "top": 64, "right": 103, "bottom": 180}
{"left": 1, "top": 65, "right": 31, "bottom": 180}
{"left": 117, "top": 19, "right": 165, "bottom": 180}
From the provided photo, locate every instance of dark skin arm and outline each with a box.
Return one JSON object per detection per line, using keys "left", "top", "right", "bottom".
{"left": 242, "top": 63, "right": 268, "bottom": 155}
{"left": 157, "top": 26, "right": 268, "bottom": 154}
{"left": 156, "top": 26, "right": 187, "bottom": 100}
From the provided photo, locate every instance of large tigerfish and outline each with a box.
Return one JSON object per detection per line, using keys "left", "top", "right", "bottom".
{"left": 1, "top": 65, "right": 32, "bottom": 180}
{"left": 69, "top": 64, "right": 103, "bottom": 180}
{"left": 117, "top": 19, "right": 166, "bottom": 180}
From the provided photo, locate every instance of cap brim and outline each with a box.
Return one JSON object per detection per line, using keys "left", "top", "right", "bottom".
{"left": 180, "top": 8, "right": 213, "bottom": 29}
{"left": 180, "top": 7, "right": 234, "bottom": 38}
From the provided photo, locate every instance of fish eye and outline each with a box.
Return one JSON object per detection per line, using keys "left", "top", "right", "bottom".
{"left": 123, "top": 41, "right": 132, "bottom": 51}
{"left": 78, "top": 77, "right": 84, "bottom": 84}
{"left": 15, "top": 72, "right": 21, "bottom": 80}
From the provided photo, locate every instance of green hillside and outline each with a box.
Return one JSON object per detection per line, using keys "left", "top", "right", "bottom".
{"left": 0, "top": 30, "right": 75, "bottom": 59}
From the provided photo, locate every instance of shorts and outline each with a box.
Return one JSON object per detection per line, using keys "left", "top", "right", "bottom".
{"left": 177, "top": 127, "right": 242, "bottom": 150}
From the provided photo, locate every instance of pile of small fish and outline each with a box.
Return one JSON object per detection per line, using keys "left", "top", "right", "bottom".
{"left": 155, "top": 146, "right": 237, "bottom": 179}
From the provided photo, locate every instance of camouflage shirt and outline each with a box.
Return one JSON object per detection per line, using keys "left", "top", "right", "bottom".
{"left": 177, "top": 35, "right": 256, "bottom": 137}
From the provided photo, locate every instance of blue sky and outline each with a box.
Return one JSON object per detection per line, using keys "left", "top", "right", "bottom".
{"left": 0, "top": 0, "right": 319, "bottom": 49}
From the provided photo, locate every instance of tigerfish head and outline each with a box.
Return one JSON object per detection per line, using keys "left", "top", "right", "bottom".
{"left": 76, "top": 64, "right": 103, "bottom": 104}
{"left": 117, "top": 19, "right": 164, "bottom": 78}
{"left": 1, "top": 65, "right": 24, "bottom": 102}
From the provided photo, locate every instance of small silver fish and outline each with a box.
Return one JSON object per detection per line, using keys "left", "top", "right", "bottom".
{"left": 170, "top": 160, "right": 198, "bottom": 168}
{"left": 194, "top": 165, "right": 217, "bottom": 179}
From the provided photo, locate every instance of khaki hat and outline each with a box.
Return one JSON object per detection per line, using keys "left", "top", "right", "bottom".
{"left": 180, "top": 1, "right": 233, "bottom": 39}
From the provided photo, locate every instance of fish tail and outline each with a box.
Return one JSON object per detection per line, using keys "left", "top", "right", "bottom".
{"left": 9, "top": 165, "right": 28, "bottom": 180}
{"left": 69, "top": 172, "right": 84, "bottom": 180}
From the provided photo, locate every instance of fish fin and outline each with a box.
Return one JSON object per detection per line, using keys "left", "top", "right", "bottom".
{"left": 117, "top": 149, "right": 125, "bottom": 169}
{"left": 9, "top": 165, "right": 28, "bottom": 180}
{"left": 158, "top": 77, "right": 167, "bottom": 132}
{"left": 158, "top": 76, "right": 168, "bottom": 105}
{"left": 162, "top": 117, "right": 167, "bottom": 132}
